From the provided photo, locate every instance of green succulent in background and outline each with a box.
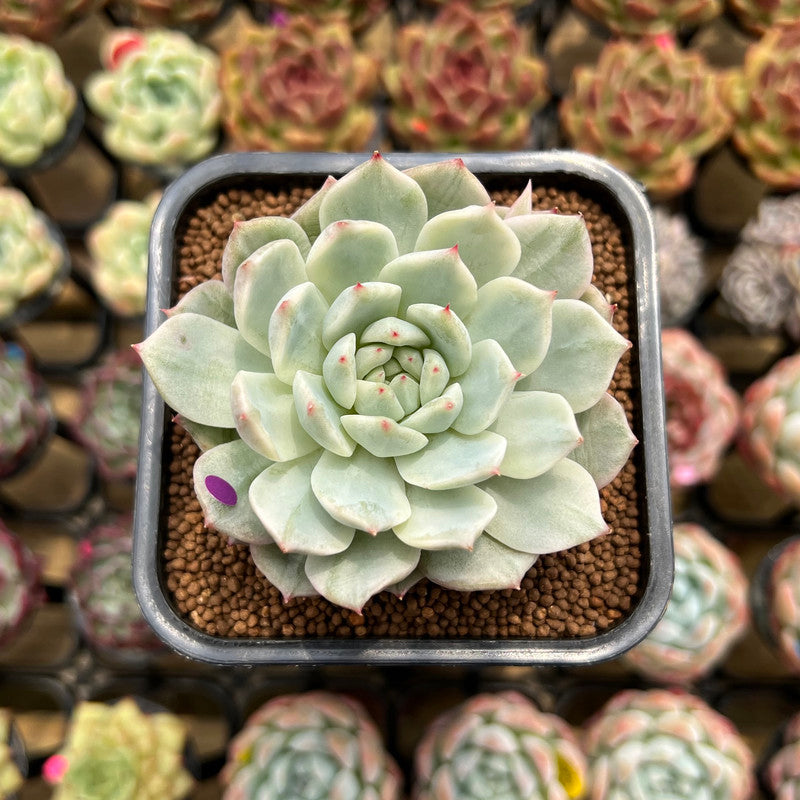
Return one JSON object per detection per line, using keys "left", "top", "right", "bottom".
{"left": 137, "top": 154, "right": 635, "bottom": 613}
{"left": 727, "top": 0, "right": 800, "bottom": 34}
{"left": 0, "top": 709, "right": 22, "bottom": 799}
{"left": 219, "top": 16, "right": 378, "bottom": 153}
{"left": 0, "top": 518, "right": 44, "bottom": 645}
{"left": 0, "top": 0, "right": 100, "bottom": 42}
{"left": 84, "top": 28, "right": 221, "bottom": 167}
{"left": 106, "top": 0, "right": 225, "bottom": 28}
{"left": 560, "top": 35, "right": 731, "bottom": 199}
{"left": 0, "top": 33, "right": 75, "bottom": 167}
{"left": 570, "top": 0, "right": 722, "bottom": 36}
{"left": 383, "top": 4, "right": 549, "bottom": 151}
{"left": 251, "top": 0, "right": 389, "bottom": 32}
{"left": 423, "top": 0, "right": 534, "bottom": 8}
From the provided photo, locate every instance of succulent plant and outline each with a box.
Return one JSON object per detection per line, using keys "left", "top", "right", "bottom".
{"left": 423, "top": 0, "right": 534, "bottom": 7}
{"left": 661, "top": 328, "right": 740, "bottom": 488}
{"left": 413, "top": 690, "right": 587, "bottom": 800}
{"left": 623, "top": 522, "right": 749, "bottom": 684}
{"left": 723, "top": 23, "right": 800, "bottom": 191}
{"left": 221, "top": 690, "right": 401, "bottom": 800}
{"left": 0, "top": 0, "right": 100, "bottom": 42}
{"left": 763, "top": 537, "right": 800, "bottom": 672}
{"left": 219, "top": 17, "right": 378, "bottom": 153}
{"left": 765, "top": 710, "right": 800, "bottom": 798}
{"left": 86, "top": 192, "right": 160, "bottom": 317}
{"left": 739, "top": 354, "right": 800, "bottom": 505}
{"left": 0, "top": 710, "right": 23, "bottom": 799}
{"left": 106, "top": 0, "right": 225, "bottom": 28}
{"left": 0, "top": 519, "right": 44, "bottom": 646}
{"left": 0, "top": 33, "right": 76, "bottom": 167}
{"left": 84, "top": 28, "right": 221, "bottom": 167}
{"left": 570, "top": 0, "right": 722, "bottom": 36}
{"left": 0, "top": 340, "right": 53, "bottom": 479}
{"left": 69, "top": 516, "right": 163, "bottom": 657}
{"left": 383, "top": 4, "right": 549, "bottom": 151}
{"left": 136, "top": 153, "right": 636, "bottom": 612}
{"left": 44, "top": 697, "right": 194, "bottom": 800}
{"left": 560, "top": 35, "right": 731, "bottom": 199}
{"left": 585, "top": 689, "right": 755, "bottom": 800}
{"left": 252, "top": 0, "right": 388, "bottom": 32}
{"left": 728, "top": 0, "right": 800, "bottom": 39}
{"left": 653, "top": 206, "right": 707, "bottom": 326}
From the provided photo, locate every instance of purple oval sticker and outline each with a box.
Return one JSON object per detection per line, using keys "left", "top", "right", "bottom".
{"left": 205, "top": 475, "right": 237, "bottom": 506}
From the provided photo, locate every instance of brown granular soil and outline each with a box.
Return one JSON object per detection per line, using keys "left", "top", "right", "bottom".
{"left": 162, "top": 177, "right": 642, "bottom": 640}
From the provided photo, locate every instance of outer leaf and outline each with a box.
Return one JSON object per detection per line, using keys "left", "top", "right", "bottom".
{"left": 484, "top": 460, "right": 609, "bottom": 554}
{"left": 311, "top": 448, "right": 411, "bottom": 533}
{"left": 305, "top": 531, "right": 420, "bottom": 613}
{"left": 341, "top": 415, "right": 427, "bottom": 457}
{"left": 136, "top": 312, "right": 267, "bottom": 428}
{"left": 570, "top": 393, "right": 638, "bottom": 488}
{"left": 385, "top": 569, "right": 422, "bottom": 598}
{"left": 293, "top": 371, "right": 354, "bottom": 458}
{"left": 319, "top": 152, "right": 428, "bottom": 255}
{"left": 504, "top": 180, "right": 533, "bottom": 219}
{"left": 403, "top": 158, "right": 491, "bottom": 219}
{"left": 401, "top": 383, "right": 463, "bottom": 434}
{"left": 250, "top": 545, "right": 319, "bottom": 602}
{"left": 167, "top": 280, "right": 235, "bottom": 327}
{"left": 405, "top": 304, "right": 471, "bottom": 377}
{"left": 322, "top": 282, "right": 402, "bottom": 349}
{"left": 193, "top": 439, "right": 273, "bottom": 544}
{"left": 393, "top": 484, "right": 497, "bottom": 551}
{"left": 290, "top": 174, "right": 337, "bottom": 243}
{"left": 580, "top": 284, "right": 616, "bottom": 323}
{"left": 174, "top": 415, "right": 237, "bottom": 452}
{"left": 517, "top": 299, "right": 630, "bottom": 413}
{"left": 322, "top": 334, "right": 357, "bottom": 409}
{"left": 249, "top": 452, "right": 355, "bottom": 555}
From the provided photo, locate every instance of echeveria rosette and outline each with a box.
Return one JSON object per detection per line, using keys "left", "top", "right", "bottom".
{"left": 252, "top": 0, "right": 389, "bottom": 32}
{"left": 0, "top": 0, "right": 100, "bottom": 42}
{"left": 623, "top": 523, "right": 749, "bottom": 684}
{"left": 570, "top": 0, "right": 722, "bottom": 36}
{"left": 728, "top": 0, "right": 800, "bottom": 34}
{"left": 137, "top": 154, "right": 635, "bottom": 613}
{"left": 0, "top": 519, "right": 44, "bottom": 645}
{"left": 220, "top": 691, "right": 401, "bottom": 800}
{"left": 106, "top": 0, "right": 226, "bottom": 28}
{"left": 585, "top": 689, "right": 755, "bottom": 800}
{"left": 413, "top": 691, "right": 587, "bottom": 800}
{"left": 560, "top": 35, "right": 731, "bottom": 199}
{"left": 84, "top": 28, "right": 221, "bottom": 167}
{"left": 766, "top": 710, "right": 800, "bottom": 799}
{"left": 765, "top": 538, "right": 800, "bottom": 672}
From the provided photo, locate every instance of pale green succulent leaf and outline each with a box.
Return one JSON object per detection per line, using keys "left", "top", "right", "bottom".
{"left": 390, "top": 374, "right": 420, "bottom": 416}
{"left": 403, "top": 159, "right": 491, "bottom": 219}
{"left": 419, "top": 349, "right": 449, "bottom": 405}
{"left": 292, "top": 371, "right": 354, "bottom": 458}
{"left": 504, "top": 180, "right": 533, "bottom": 219}
{"left": 355, "top": 343, "right": 393, "bottom": 379}
{"left": 414, "top": 204, "right": 521, "bottom": 287}
{"left": 465, "top": 276, "right": 554, "bottom": 376}
{"left": 305, "top": 220, "right": 399, "bottom": 304}
{"left": 517, "top": 299, "right": 630, "bottom": 413}
{"left": 378, "top": 247, "right": 478, "bottom": 318}
{"left": 305, "top": 531, "right": 420, "bottom": 613}
{"left": 354, "top": 380, "right": 404, "bottom": 420}
{"left": 311, "top": 448, "right": 411, "bottom": 533}
{"left": 193, "top": 439, "right": 273, "bottom": 544}
{"left": 405, "top": 304, "right": 471, "bottom": 377}
{"left": 385, "top": 569, "right": 422, "bottom": 598}
{"left": 322, "top": 334, "right": 357, "bottom": 409}
{"left": 580, "top": 284, "right": 615, "bottom": 323}
{"left": 319, "top": 153, "right": 428, "bottom": 255}
{"left": 453, "top": 339, "right": 519, "bottom": 435}
{"left": 384, "top": 358, "right": 402, "bottom": 379}
{"left": 363, "top": 366, "right": 386, "bottom": 383}
{"left": 491, "top": 391, "right": 582, "bottom": 479}
{"left": 249, "top": 452, "right": 355, "bottom": 555}
{"left": 393, "top": 346, "right": 423, "bottom": 380}
{"left": 420, "top": 533, "right": 537, "bottom": 591}
{"left": 290, "top": 175, "right": 337, "bottom": 243}
{"left": 137, "top": 312, "right": 267, "bottom": 428}
{"left": 395, "top": 430, "right": 506, "bottom": 490}
{"left": 174, "top": 415, "right": 237, "bottom": 451}
{"left": 322, "top": 282, "right": 402, "bottom": 349}
{"left": 167, "top": 279, "right": 234, "bottom": 327}
{"left": 231, "top": 371, "right": 318, "bottom": 462}
{"left": 360, "top": 316, "right": 430, "bottom": 348}
{"left": 401, "top": 383, "right": 463, "bottom": 434}
{"left": 484, "top": 460, "right": 609, "bottom": 554}
{"left": 506, "top": 212, "right": 593, "bottom": 300}
{"left": 250, "top": 544, "right": 319, "bottom": 602}
{"left": 393, "top": 484, "right": 497, "bottom": 551}
{"left": 571, "top": 393, "right": 638, "bottom": 488}
{"left": 340, "top": 415, "right": 428, "bottom": 457}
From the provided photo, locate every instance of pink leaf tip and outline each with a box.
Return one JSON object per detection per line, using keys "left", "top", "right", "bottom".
{"left": 43, "top": 755, "right": 68, "bottom": 784}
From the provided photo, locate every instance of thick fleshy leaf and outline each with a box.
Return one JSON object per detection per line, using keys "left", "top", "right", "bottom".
{"left": 319, "top": 152, "right": 428, "bottom": 255}
{"left": 415, "top": 204, "right": 521, "bottom": 287}
{"left": 174, "top": 415, "right": 237, "bottom": 451}
{"left": 580, "top": 284, "right": 616, "bottom": 323}
{"left": 570, "top": 393, "right": 637, "bottom": 488}
{"left": 305, "top": 220, "right": 399, "bottom": 303}
{"left": 268, "top": 282, "right": 328, "bottom": 384}
{"left": 341, "top": 415, "right": 427, "bottom": 457}
{"left": 378, "top": 247, "right": 478, "bottom": 318}
{"left": 504, "top": 180, "right": 533, "bottom": 219}
{"left": 355, "top": 344, "right": 393, "bottom": 379}
{"left": 231, "top": 371, "right": 318, "bottom": 462}
{"left": 491, "top": 391, "right": 582, "bottom": 479}
{"left": 363, "top": 366, "right": 386, "bottom": 383}
{"left": 221, "top": 216, "right": 310, "bottom": 291}
{"left": 506, "top": 212, "right": 593, "bottom": 300}
{"left": 305, "top": 531, "right": 420, "bottom": 613}
{"left": 167, "top": 280, "right": 234, "bottom": 327}
{"left": 193, "top": 439, "right": 273, "bottom": 544}
{"left": 403, "top": 159, "right": 491, "bottom": 219}
{"left": 136, "top": 313, "right": 268, "bottom": 428}
{"left": 354, "top": 380, "right": 404, "bottom": 420}
{"left": 420, "top": 532, "right": 536, "bottom": 591}
{"left": 393, "top": 346, "right": 423, "bottom": 380}
{"left": 405, "top": 304, "right": 471, "bottom": 377}
{"left": 233, "top": 240, "right": 307, "bottom": 357}
{"left": 393, "top": 484, "right": 497, "bottom": 551}
{"left": 395, "top": 430, "right": 506, "bottom": 490}
{"left": 401, "top": 383, "right": 463, "bottom": 434}
{"left": 484, "top": 460, "right": 609, "bottom": 554}
{"left": 361, "top": 317, "right": 430, "bottom": 348}
{"left": 311, "top": 448, "right": 411, "bottom": 533}
{"left": 323, "top": 334, "right": 357, "bottom": 409}
{"left": 250, "top": 544, "right": 319, "bottom": 602}
{"left": 390, "top": 374, "right": 420, "bottom": 415}
{"left": 465, "top": 277, "right": 554, "bottom": 376}
{"left": 291, "top": 175, "right": 337, "bottom": 243}
{"left": 385, "top": 569, "right": 422, "bottom": 598}
{"left": 453, "top": 339, "right": 518, "bottom": 435}
{"left": 517, "top": 299, "right": 630, "bottom": 413}
{"left": 322, "top": 282, "right": 401, "bottom": 349}
{"left": 249, "top": 452, "right": 354, "bottom": 555}
{"left": 293, "top": 371, "right": 354, "bottom": 457}
{"left": 384, "top": 359, "right": 402, "bottom": 379}
{"left": 419, "top": 349, "right": 449, "bottom": 405}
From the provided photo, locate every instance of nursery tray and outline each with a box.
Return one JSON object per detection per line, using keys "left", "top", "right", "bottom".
{"left": 133, "top": 151, "right": 671, "bottom": 666}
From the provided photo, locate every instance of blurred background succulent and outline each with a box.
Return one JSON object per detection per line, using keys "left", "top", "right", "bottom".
{"left": 383, "top": 4, "right": 549, "bottom": 151}
{"left": 105, "top": 0, "right": 225, "bottom": 29}
{"left": 0, "top": 0, "right": 101, "bottom": 42}
{"left": 0, "top": 519, "right": 44, "bottom": 646}
{"left": 84, "top": 28, "right": 221, "bottom": 167}
{"left": 727, "top": 0, "right": 800, "bottom": 36}
{"left": 413, "top": 691, "right": 586, "bottom": 800}
{"left": 762, "top": 537, "right": 800, "bottom": 672}
{"left": 0, "top": 709, "right": 23, "bottom": 799}
{"left": 560, "top": 35, "right": 731, "bottom": 199}
{"left": 765, "top": 709, "right": 800, "bottom": 797}
{"left": 221, "top": 691, "right": 401, "bottom": 800}
{"left": 571, "top": 0, "right": 722, "bottom": 36}
{"left": 251, "top": 0, "right": 389, "bottom": 32}
{"left": 219, "top": 16, "right": 378, "bottom": 152}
